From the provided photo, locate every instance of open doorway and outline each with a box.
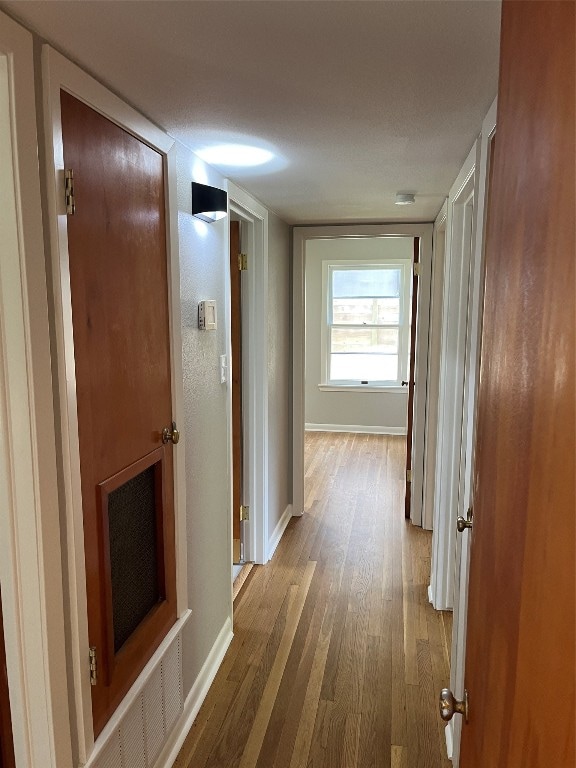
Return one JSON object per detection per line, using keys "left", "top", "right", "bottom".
{"left": 292, "top": 224, "right": 433, "bottom": 528}
{"left": 227, "top": 184, "right": 270, "bottom": 577}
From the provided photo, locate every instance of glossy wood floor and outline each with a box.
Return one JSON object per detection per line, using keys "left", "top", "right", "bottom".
{"left": 174, "top": 433, "right": 452, "bottom": 768}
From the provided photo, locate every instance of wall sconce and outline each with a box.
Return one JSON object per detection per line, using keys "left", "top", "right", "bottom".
{"left": 192, "top": 181, "right": 228, "bottom": 222}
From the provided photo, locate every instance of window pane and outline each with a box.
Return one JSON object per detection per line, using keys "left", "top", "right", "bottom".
{"left": 331, "top": 327, "right": 399, "bottom": 355}
{"left": 330, "top": 353, "right": 398, "bottom": 381}
{"left": 332, "top": 268, "right": 400, "bottom": 298}
{"left": 333, "top": 297, "right": 400, "bottom": 325}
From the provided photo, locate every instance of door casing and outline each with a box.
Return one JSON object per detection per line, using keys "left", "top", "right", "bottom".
{"left": 41, "top": 45, "right": 187, "bottom": 761}
{"left": 446, "top": 102, "right": 497, "bottom": 764}
{"left": 0, "top": 17, "right": 72, "bottom": 768}
{"left": 227, "top": 183, "right": 269, "bottom": 565}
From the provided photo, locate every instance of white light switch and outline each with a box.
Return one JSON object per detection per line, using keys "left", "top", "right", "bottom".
{"left": 198, "top": 300, "right": 217, "bottom": 330}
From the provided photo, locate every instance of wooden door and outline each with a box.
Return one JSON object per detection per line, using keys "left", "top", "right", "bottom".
{"left": 230, "top": 220, "right": 244, "bottom": 563}
{"left": 404, "top": 237, "right": 419, "bottom": 518}
{"left": 0, "top": 594, "right": 15, "bottom": 768}
{"left": 61, "top": 91, "right": 177, "bottom": 737}
{"left": 460, "top": 2, "right": 575, "bottom": 764}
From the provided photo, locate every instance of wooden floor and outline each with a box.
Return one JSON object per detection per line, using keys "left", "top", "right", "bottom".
{"left": 174, "top": 433, "right": 453, "bottom": 768}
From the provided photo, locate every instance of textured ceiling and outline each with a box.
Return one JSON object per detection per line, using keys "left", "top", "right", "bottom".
{"left": 2, "top": 0, "right": 501, "bottom": 224}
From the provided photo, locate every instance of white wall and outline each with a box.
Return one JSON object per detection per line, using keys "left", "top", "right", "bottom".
{"left": 304, "top": 236, "right": 410, "bottom": 433}
{"left": 177, "top": 149, "right": 233, "bottom": 700}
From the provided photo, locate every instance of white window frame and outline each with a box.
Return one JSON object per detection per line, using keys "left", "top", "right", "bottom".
{"left": 320, "top": 258, "right": 411, "bottom": 389}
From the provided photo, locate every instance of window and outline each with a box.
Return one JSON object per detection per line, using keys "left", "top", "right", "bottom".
{"left": 321, "top": 260, "right": 411, "bottom": 387}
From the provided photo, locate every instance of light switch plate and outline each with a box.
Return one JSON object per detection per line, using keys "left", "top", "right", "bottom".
{"left": 198, "top": 300, "right": 217, "bottom": 330}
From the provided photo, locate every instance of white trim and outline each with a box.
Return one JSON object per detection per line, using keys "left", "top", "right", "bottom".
{"left": 422, "top": 201, "right": 448, "bottom": 531}
{"left": 445, "top": 722, "right": 454, "bottom": 761}
{"left": 448, "top": 97, "right": 497, "bottom": 768}
{"left": 267, "top": 504, "right": 293, "bottom": 561}
{"left": 226, "top": 182, "right": 269, "bottom": 565}
{"left": 157, "top": 617, "right": 234, "bottom": 768}
{"left": 305, "top": 423, "right": 407, "bottom": 435}
{"left": 41, "top": 45, "right": 186, "bottom": 760}
{"left": 293, "top": 224, "right": 432, "bottom": 524}
{"left": 318, "top": 384, "right": 407, "bottom": 394}
{"left": 429, "top": 142, "right": 477, "bottom": 611}
{"left": 0, "top": 14, "right": 73, "bottom": 768}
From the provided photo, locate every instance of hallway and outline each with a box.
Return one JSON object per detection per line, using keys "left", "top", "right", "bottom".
{"left": 174, "top": 433, "right": 452, "bottom": 768}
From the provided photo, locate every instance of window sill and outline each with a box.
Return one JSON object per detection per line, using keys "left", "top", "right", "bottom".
{"left": 318, "top": 384, "right": 408, "bottom": 394}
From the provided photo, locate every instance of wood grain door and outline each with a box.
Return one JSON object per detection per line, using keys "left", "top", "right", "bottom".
{"left": 230, "top": 220, "right": 244, "bottom": 563}
{"left": 404, "top": 237, "right": 419, "bottom": 518}
{"left": 0, "top": 594, "right": 15, "bottom": 768}
{"left": 61, "top": 91, "right": 177, "bottom": 737}
{"left": 460, "top": 2, "right": 575, "bottom": 764}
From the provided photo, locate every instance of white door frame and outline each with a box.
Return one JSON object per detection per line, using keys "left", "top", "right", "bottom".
{"left": 429, "top": 142, "right": 478, "bottom": 612}
{"left": 41, "top": 46, "right": 188, "bottom": 761}
{"left": 422, "top": 201, "right": 448, "bottom": 531}
{"left": 0, "top": 13, "right": 73, "bottom": 768}
{"left": 226, "top": 182, "right": 269, "bottom": 564}
{"left": 446, "top": 99, "right": 497, "bottom": 765}
{"left": 292, "top": 223, "right": 433, "bottom": 525}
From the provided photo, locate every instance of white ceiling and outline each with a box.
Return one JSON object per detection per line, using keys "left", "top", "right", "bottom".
{"left": 2, "top": 0, "right": 501, "bottom": 224}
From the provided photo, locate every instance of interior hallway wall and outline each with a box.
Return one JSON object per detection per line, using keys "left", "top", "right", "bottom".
{"left": 177, "top": 148, "right": 233, "bottom": 699}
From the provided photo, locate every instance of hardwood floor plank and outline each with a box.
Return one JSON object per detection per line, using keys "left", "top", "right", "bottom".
{"left": 238, "top": 561, "right": 316, "bottom": 768}
{"left": 174, "top": 433, "right": 453, "bottom": 768}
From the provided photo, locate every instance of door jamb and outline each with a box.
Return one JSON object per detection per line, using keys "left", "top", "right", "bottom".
{"left": 41, "top": 45, "right": 188, "bottom": 761}
{"left": 422, "top": 201, "right": 448, "bottom": 531}
{"left": 0, "top": 15, "right": 72, "bottom": 768}
{"left": 429, "top": 143, "right": 477, "bottom": 612}
{"left": 226, "top": 182, "right": 269, "bottom": 565}
{"left": 447, "top": 99, "right": 497, "bottom": 766}
{"left": 292, "top": 223, "right": 433, "bottom": 525}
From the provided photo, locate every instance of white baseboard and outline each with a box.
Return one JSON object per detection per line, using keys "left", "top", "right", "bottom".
{"left": 267, "top": 504, "right": 293, "bottom": 561}
{"left": 305, "top": 423, "right": 407, "bottom": 435}
{"left": 158, "top": 616, "right": 234, "bottom": 768}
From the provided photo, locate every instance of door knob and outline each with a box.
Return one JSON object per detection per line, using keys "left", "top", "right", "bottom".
{"left": 457, "top": 507, "right": 473, "bottom": 533}
{"left": 401, "top": 380, "right": 409, "bottom": 386}
{"left": 439, "top": 688, "right": 469, "bottom": 723}
{"left": 162, "top": 421, "right": 180, "bottom": 445}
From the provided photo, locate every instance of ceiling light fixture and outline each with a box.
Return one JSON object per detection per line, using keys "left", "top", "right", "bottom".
{"left": 192, "top": 182, "right": 228, "bottom": 223}
{"left": 197, "top": 144, "right": 274, "bottom": 168}
{"left": 395, "top": 193, "right": 416, "bottom": 206}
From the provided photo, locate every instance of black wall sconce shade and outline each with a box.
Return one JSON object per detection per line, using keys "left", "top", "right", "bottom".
{"left": 192, "top": 182, "right": 228, "bottom": 223}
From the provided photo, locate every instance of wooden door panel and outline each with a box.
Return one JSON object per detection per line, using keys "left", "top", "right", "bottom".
{"left": 460, "top": 2, "right": 575, "bottom": 765}
{"left": 61, "top": 91, "right": 177, "bottom": 736}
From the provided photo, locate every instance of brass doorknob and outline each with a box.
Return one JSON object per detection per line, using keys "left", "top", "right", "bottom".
{"left": 457, "top": 507, "right": 473, "bottom": 533}
{"left": 439, "top": 688, "right": 469, "bottom": 723}
{"left": 162, "top": 421, "right": 180, "bottom": 445}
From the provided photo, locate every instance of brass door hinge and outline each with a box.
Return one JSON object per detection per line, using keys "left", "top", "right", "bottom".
{"left": 406, "top": 469, "right": 412, "bottom": 483}
{"left": 413, "top": 263, "right": 421, "bottom": 277}
{"left": 89, "top": 646, "right": 98, "bottom": 686}
{"left": 240, "top": 505, "right": 249, "bottom": 521}
{"left": 65, "top": 169, "right": 76, "bottom": 215}
{"left": 238, "top": 253, "right": 248, "bottom": 271}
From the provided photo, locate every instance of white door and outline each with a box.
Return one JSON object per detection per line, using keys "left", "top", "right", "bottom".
{"left": 445, "top": 100, "right": 497, "bottom": 764}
